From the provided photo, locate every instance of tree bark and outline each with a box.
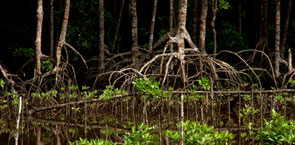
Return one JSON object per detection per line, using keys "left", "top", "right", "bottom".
{"left": 280, "top": 0, "right": 292, "bottom": 59}
{"left": 50, "top": 0, "right": 54, "bottom": 57}
{"left": 211, "top": 0, "right": 217, "bottom": 56}
{"left": 35, "top": 0, "right": 44, "bottom": 75}
{"left": 113, "top": 0, "right": 125, "bottom": 51}
{"left": 0, "top": 63, "right": 15, "bottom": 86}
{"left": 148, "top": 0, "right": 158, "bottom": 53}
{"left": 274, "top": 0, "right": 280, "bottom": 77}
{"left": 99, "top": 0, "right": 105, "bottom": 72}
{"left": 261, "top": 0, "right": 268, "bottom": 48}
{"left": 192, "top": 0, "right": 198, "bottom": 43}
{"left": 170, "top": 0, "right": 174, "bottom": 32}
{"left": 288, "top": 48, "right": 293, "bottom": 72}
{"left": 238, "top": 0, "right": 242, "bottom": 32}
{"left": 177, "top": 0, "right": 188, "bottom": 144}
{"left": 130, "top": 0, "right": 139, "bottom": 65}
{"left": 169, "top": 0, "right": 174, "bottom": 52}
{"left": 199, "top": 0, "right": 208, "bottom": 52}
{"left": 55, "top": 0, "right": 71, "bottom": 80}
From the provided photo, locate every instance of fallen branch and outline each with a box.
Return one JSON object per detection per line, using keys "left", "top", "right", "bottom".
{"left": 24, "top": 93, "right": 130, "bottom": 115}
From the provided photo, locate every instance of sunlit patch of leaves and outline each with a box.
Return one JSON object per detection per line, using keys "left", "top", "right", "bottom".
{"left": 133, "top": 76, "right": 165, "bottom": 100}
{"left": 124, "top": 123, "right": 158, "bottom": 145}
{"left": 69, "top": 137, "right": 115, "bottom": 145}
{"left": 99, "top": 86, "right": 126, "bottom": 100}
{"left": 241, "top": 110, "right": 295, "bottom": 144}
{"left": 166, "top": 120, "right": 235, "bottom": 145}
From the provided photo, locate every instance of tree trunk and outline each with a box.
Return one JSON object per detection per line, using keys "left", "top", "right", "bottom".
{"left": 50, "top": 0, "right": 54, "bottom": 57}
{"left": 113, "top": 0, "right": 125, "bottom": 51}
{"left": 130, "top": 0, "right": 139, "bottom": 66}
{"left": 55, "top": 0, "right": 71, "bottom": 80}
{"left": 261, "top": 0, "right": 268, "bottom": 48}
{"left": 35, "top": 0, "right": 44, "bottom": 75}
{"left": 177, "top": 0, "right": 188, "bottom": 144}
{"left": 238, "top": 0, "right": 242, "bottom": 32}
{"left": 36, "top": 127, "right": 44, "bottom": 145}
{"left": 211, "top": 0, "right": 217, "bottom": 56}
{"left": 288, "top": 48, "right": 293, "bottom": 72}
{"left": 199, "top": 0, "right": 208, "bottom": 52}
{"left": 274, "top": 0, "right": 280, "bottom": 77}
{"left": 192, "top": 0, "right": 198, "bottom": 43}
{"left": 99, "top": 0, "right": 105, "bottom": 72}
{"left": 280, "top": 0, "right": 292, "bottom": 59}
{"left": 180, "top": 94, "right": 184, "bottom": 145}
{"left": 169, "top": 0, "right": 174, "bottom": 52}
{"left": 148, "top": 0, "right": 158, "bottom": 53}
{"left": 170, "top": 0, "right": 174, "bottom": 31}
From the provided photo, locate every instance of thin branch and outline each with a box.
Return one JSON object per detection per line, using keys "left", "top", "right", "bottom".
{"left": 0, "top": 63, "right": 15, "bottom": 86}
{"left": 64, "top": 42, "right": 88, "bottom": 69}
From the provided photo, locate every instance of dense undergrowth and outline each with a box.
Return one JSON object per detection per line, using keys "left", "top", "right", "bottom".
{"left": 0, "top": 77, "right": 295, "bottom": 144}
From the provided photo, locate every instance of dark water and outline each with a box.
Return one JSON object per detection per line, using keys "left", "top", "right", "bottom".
{"left": 1, "top": 94, "right": 294, "bottom": 145}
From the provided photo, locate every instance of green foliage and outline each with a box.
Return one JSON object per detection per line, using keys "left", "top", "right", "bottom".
{"left": 241, "top": 94, "right": 251, "bottom": 101}
{"left": 133, "top": 76, "right": 163, "bottom": 100}
{"left": 69, "top": 137, "right": 115, "bottom": 145}
{"left": 69, "top": 123, "right": 157, "bottom": 145}
{"left": 67, "top": 0, "right": 119, "bottom": 56}
{"left": 166, "top": 120, "right": 235, "bottom": 145}
{"left": 99, "top": 86, "right": 126, "bottom": 100}
{"left": 12, "top": 47, "right": 35, "bottom": 58}
{"left": 187, "top": 85, "right": 205, "bottom": 101}
{"left": 69, "top": 93, "right": 78, "bottom": 100}
{"left": 84, "top": 89, "right": 99, "bottom": 99}
{"left": 41, "top": 60, "right": 52, "bottom": 71}
{"left": 5, "top": 90, "right": 19, "bottom": 105}
{"left": 240, "top": 105, "right": 259, "bottom": 124}
{"left": 197, "top": 77, "right": 211, "bottom": 91}
{"left": 100, "top": 128, "right": 118, "bottom": 137}
{"left": 69, "top": 85, "right": 79, "bottom": 90}
{"left": 0, "top": 99, "right": 8, "bottom": 109}
{"left": 289, "top": 79, "right": 295, "bottom": 85}
{"left": 185, "top": 77, "right": 211, "bottom": 101}
{"left": 82, "top": 86, "right": 90, "bottom": 91}
{"left": 0, "top": 79, "right": 5, "bottom": 88}
{"left": 123, "top": 123, "right": 158, "bottom": 145}
{"left": 216, "top": 21, "right": 248, "bottom": 51}
{"left": 242, "top": 110, "right": 295, "bottom": 144}
{"left": 218, "top": 0, "right": 231, "bottom": 10}
{"left": 257, "top": 110, "right": 295, "bottom": 144}
{"left": 0, "top": 119, "right": 9, "bottom": 134}
{"left": 71, "top": 106, "right": 80, "bottom": 112}
{"left": 274, "top": 93, "right": 284, "bottom": 103}
{"left": 240, "top": 122, "right": 256, "bottom": 142}
{"left": 31, "top": 90, "right": 58, "bottom": 101}
{"left": 158, "top": 28, "right": 169, "bottom": 38}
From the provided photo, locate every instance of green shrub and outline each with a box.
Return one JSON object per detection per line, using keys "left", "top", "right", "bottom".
{"left": 133, "top": 76, "right": 163, "bottom": 100}
{"left": 123, "top": 123, "right": 158, "bottom": 145}
{"left": 166, "top": 120, "right": 235, "bottom": 145}
{"left": 242, "top": 110, "right": 295, "bottom": 144}
{"left": 69, "top": 137, "right": 115, "bottom": 145}
{"left": 99, "top": 85, "right": 126, "bottom": 100}
{"left": 257, "top": 110, "right": 295, "bottom": 144}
